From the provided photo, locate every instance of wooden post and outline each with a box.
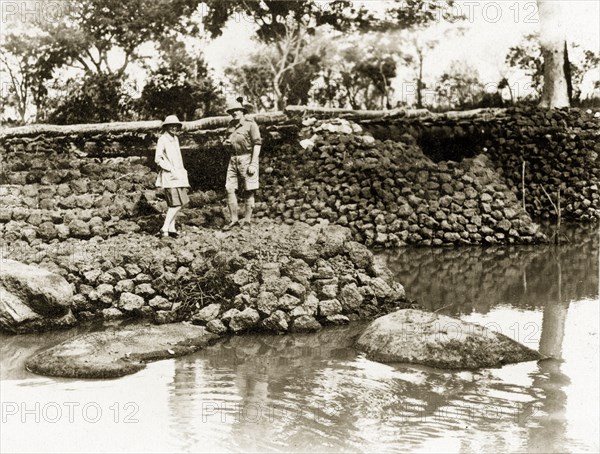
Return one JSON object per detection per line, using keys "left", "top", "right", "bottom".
{"left": 522, "top": 161, "right": 527, "bottom": 212}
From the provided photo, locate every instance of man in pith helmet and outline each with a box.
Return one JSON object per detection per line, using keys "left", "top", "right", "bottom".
{"left": 222, "top": 97, "right": 262, "bottom": 230}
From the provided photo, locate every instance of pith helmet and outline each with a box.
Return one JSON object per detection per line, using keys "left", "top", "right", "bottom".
{"left": 161, "top": 115, "right": 182, "bottom": 128}
{"left": 226, "top": 97, "right": 253, "bottom": 115}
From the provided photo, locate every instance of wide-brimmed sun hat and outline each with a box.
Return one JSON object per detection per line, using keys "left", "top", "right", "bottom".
{"left": 225, "top": 97, "right": 253, "bottom": 115}
{"left": 162, "top": 115, "right": 182, "bottom": 128}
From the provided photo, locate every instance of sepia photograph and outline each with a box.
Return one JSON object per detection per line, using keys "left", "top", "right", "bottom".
{"left": 0, "top": 1, "right": 599, "bottom": 453}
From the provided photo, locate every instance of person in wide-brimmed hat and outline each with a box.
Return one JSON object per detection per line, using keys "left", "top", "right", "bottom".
{"left": 221, "top": 97, "right": 262, "bottom": 230}
{"left": 154, "top": 114, "right": 189, "bottom": 238}
{"left": 225, "top": 98, "right": 251, "bottom": 115}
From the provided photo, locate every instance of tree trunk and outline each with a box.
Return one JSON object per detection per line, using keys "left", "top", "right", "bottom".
{"left": 537, "top": 0, "right": 570, "bottom": 108}
{"left": 563, "top": 41, "right": 573, "bottom": 104}
{"left": 416, "top": 53, "right": 424, "bottom": 109}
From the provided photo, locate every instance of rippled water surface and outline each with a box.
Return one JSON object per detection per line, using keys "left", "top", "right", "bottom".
{"left": 1, "top": 226, "right": 598, "bottom": 453}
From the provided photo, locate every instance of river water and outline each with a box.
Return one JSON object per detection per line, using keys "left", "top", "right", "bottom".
{"left": 1, "top": 226, "right": 598, "bottom": 453}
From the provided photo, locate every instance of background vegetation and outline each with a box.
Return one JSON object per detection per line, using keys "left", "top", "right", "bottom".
{"left": 1, "top": 0, "right": 598, "bottom": 125}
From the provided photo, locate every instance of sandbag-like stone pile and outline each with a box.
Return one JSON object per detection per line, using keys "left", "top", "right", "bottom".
{"left": 0, "top": 152, "right": 229, "bottom": 244}
{"left": 1, "top": 220, "right": 410, "bottom": 334}
{"left": 255, "top": 118, "right": 546, "bottom": 247}
{"left": 484, "top": 108, "right": 599, "bottom": 222}
{"left": 364, "top": 107, "right": 600, "bottom": 222}
{"left": 0, "top": 153, "right": 153, "bottom": 243}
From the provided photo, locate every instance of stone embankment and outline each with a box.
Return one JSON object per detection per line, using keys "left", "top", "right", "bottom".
{"left": 0, "top": 106, "right": 597, "bottom": 336}
{"left": 362, "top": 107, "right": 600, "bottom": 223}
{"left": 1, "top": 115, "right": 560, "bottom": 249}
{"left": 1, "top": 221, "right": 409, "bottom": 334}
{"left": 3, "top": 107, "right": 596, "bottom": 228}
{"left": 256, "top": 118, "right": 546, "bottom": 247}
{"left": 485, "top": 108, "right": 599, "bottom": 223}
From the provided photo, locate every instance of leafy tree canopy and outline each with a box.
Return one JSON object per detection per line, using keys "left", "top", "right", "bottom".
{"left": 139, "top": 38, "right": 224, "bottom": 120}
{"left": 41, "top": 0, "right": 202, "bottom": 74}
{"left": 203, "top": 0, "right": 374, "bottom": 43}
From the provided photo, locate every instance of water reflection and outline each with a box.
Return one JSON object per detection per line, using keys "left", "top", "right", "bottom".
{"left": 526, "top": 256, "right": 570, "bottom": 453}
{"left": 380, "top": 225, "right": 598, "bottom": 315}
{"left": 157, "top": 225, "right": 597, "bottom": 452}
{"left": 5, "top": 314, "right": 589, "bottom": 453}
{"left": 161, "top": 308, "right": 584, "bottom": 453}
{"left": 1, "top": 226, "right": 597, "bottom": 453}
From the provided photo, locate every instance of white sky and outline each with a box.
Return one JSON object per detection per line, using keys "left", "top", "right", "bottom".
{"left": 1, "top": 0, "right": 599, "bottom": 117}
{"left": 201, "top": 0, "right": 600, "bottom": 102}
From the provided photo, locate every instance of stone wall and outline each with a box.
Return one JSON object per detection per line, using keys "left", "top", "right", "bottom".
{"left": 362, "top": 107, "right": 600, "bottom": 222}
{"left": 256, "top": 118, "right": 545, "bottom": 247}
{"left": 2, "top": 107, "right": 598, "bottom": 333}
{"left": 2, "top": 220, "right": 410, "bottom": 333}
{"left": 1, "top": 107, "right": 598, "bottom": 249}
{"left": 1, "top": 153, "right": 155, "bottom": 244}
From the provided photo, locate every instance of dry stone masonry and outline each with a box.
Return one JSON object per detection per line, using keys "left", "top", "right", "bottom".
{"left": 1, "top": 107, "right": 597, "bottom": 250}
{"left": 1, "top": 107, "right": 598, "bottom": 333}
{"left": 256, "top": 117, "right": 547, "bottom": 247}
{"left": 1, "top": 220, "right": 410, "bottom": 333}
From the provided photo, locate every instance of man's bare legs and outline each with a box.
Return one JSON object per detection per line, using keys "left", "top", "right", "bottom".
{"left": 225, "top": 188, "right": 239, "bottom": 230}
{"left": 242, "top": 191, "right": 255, "bottom": 225}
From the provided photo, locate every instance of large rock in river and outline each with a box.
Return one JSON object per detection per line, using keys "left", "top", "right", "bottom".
{"left": 0, "top": 259, "right": 76, "bottom": 333}
{"left": 26, "top": 323, "right": 221, "bottom": 378}
{"left": 355, "top": 309, "right": 542, "bottom": 369}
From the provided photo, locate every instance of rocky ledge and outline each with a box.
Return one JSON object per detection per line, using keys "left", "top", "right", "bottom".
{"left": 355, "top": 309, "right": 542, "bottom": 369}
{"left": 25, "top": 323, "right": 220, "bottom": 378}
{"left": 2, "top": 220, "right": 412, "bottom": 334}
{"left": 0, "top": 259, "right": 77, "bottom": 333}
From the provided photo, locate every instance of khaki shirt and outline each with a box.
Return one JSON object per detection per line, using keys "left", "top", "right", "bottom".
{"left": 155, "top": 132, "right": 189, "bottom": 188}
{"left": 226, "top": 117, "right": 262, "bottom": 155}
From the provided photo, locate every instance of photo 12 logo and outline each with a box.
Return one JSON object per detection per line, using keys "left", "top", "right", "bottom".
{"left": 1, "top": 1, "right": 72, "bottom": 25}
{"left": 1, "top": 401, "right": 140, "bottom": 424}
{"left": 392, "top": 1, "right": 539, "bottom": 24}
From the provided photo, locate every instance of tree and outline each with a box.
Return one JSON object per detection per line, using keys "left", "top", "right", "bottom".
{"left": 383, "top": 0, "right": 464, "bottom": 29}
{"left": 497, "top": 77, "right": 514, "bottom": 104}
{"left": 0, "top": 32, "right": 72, "bottom": 123}
{"left": 505, "top": 33, "right": 544, "bottom": 97}
{"left": 311, "top": 68, "right": 347, "bottom": 108}
{"left": 225, "top": 60, "right": 275, "bottom": 111}
{"left": 139, "top": 38, "right": 224, "bottom": 120}
{"left": 399, "top": 25, "right": 466, "bottom": 108}
{"left": 308, "top": 32, "right": 399, "bottom": 110}
{"left": 204, "top": 0, "right": 373, "bottom": 110}
{"left": 435, "top": 61, "right": 485, "bottom": 110}
{"left": 205, "top": 1, "right": 460, "bottom": 109}
{"left": 506, "top": 33, "right": 599, "bottom": 103}
{"left": 226, "top": 50, "right": 324, "bottom": 111}
{"left": 1, "top": 0, "right": 205, "bottom": 123}
{"left": 401, "top": 37, "right": 436, "bottom": 108}
{"left": 47, "top": 73, "right": 130, "bottom": 124}
{"left": 352, "top": 54, "right": 397, "bottom": 110}
{"left": 41, "top": 0, "right": 202, "bottom": 76}
{"left": 537, "top": 0, "right": 570, "bottom": 108}
{"left": 570, "top": 49, "right": 600, "bottom": 101}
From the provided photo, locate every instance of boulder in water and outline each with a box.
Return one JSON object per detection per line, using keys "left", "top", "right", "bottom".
{"left": 355, "top": 309, "right": 542, "bottom": 369}
{"left": 26, "top": 323, "right": 221, "bottom": 378}
{"left": 0, "top": 259, "right": 75, "bottom": 333}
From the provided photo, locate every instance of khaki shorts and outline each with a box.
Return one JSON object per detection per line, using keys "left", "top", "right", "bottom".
{"left": 226, "top": 155, "right": 259, "bottom": 191}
